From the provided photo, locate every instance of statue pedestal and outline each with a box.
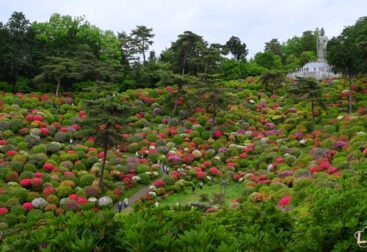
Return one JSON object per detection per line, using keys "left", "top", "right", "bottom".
{"left": 287, "top": 61, "right": 340, "bottom": 80}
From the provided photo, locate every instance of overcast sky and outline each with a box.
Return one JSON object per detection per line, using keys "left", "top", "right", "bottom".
{"left": 1, "top": 0, "right": 366, "bottom": 58}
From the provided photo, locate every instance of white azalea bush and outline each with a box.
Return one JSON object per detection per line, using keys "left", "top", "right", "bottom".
{"left": 32, "top": 197, "right": 48, "bottom": 209}
{"left": 98, "top": 196, "right": 113, "bottom": 207}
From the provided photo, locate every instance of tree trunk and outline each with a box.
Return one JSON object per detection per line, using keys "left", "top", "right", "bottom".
{"left": 98, "top": 132, "right": 109, "bottom": 189}
{"left": 348, "top": 75, "right": 353, "bottom": 114}
{"left": 142, "top": 40, "right": 146, "bottom": 64}
{"left": 56, "top": 79, "right": 61, "bottom": 98}
{"left": 172, "top": 85, "right": 182, "bottom": 117}
{"left": 311, "top": 101, "right": 315, "bottom": 132}
{"left": 210, "top": 97, "right": 217, "bottom": 139}
{"left": 181, "top": 50, "right": 189, "bottom": 75}
{"left": 172, "top": 96, "right": 179, "bottom": 117}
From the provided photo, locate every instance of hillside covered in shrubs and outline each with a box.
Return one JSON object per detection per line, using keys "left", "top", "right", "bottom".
{"left": 1, "top": 74, "right": 367, "bottom": 250}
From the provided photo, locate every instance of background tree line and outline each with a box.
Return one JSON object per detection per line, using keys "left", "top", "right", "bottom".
{"left": 0, "top": 12, "right": 366, "bottom": 94}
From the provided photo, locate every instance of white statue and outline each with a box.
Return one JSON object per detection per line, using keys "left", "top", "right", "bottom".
{"left": 317, "top": 28, "right": 328, "bottom": 62}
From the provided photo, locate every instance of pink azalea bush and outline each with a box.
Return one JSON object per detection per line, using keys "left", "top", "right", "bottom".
{"left": 0, "top": 207, "right": 8, "bottom": 215}
{"left": 278, "top": 196, "right": 291, "bottom": 207}
{"left": 43, "top": 163, "right": 54, "bottom": 172}
{"left": 209, "top": 167, "right": 219, "bottom": 176}
{"left": 214, "top": 130, "right": 222, "bottom": 139}
{"left": 23, "top": 202, "right": 33, "bottom": 211}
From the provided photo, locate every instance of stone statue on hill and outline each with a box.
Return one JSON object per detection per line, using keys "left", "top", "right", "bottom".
{"left": 317, "top": 28, "right": 328, "bottom": 62}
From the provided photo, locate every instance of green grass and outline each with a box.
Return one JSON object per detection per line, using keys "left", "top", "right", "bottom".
{"left": 158, "top": 182, "right": 244, "bottom": 208}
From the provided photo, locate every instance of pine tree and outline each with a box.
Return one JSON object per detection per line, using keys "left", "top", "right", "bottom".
{"left": 81, "top": 97, "right": 131, "bottom": 189}
{"left": 287, "top": 77, "right": 327, "bottom": 131}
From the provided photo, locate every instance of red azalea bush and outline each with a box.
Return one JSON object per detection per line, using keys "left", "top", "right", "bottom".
{"left": 209, "top": 167, "right": 219, "bottom": 176}
{"left": 34, "top": 172, "right": 43, "bottom": 178}
{"left": 327, "top": 167, "right": 338, "bottom": 174}
{"left": 31, "top": 177, "right": 44, "bottom": 190}
{"left": 309, "top": 166, "right": 318, "bottom": 174}
{"left": 6, "top": 150, "right": 17, "bottom": 157}
{"left": 20, "top": 178, "right": 32, "bottom": 187}
{"left": 202, "top": 160, "right": 211, "bottom": 168}
{"left": 123, "top": 177, "right": 131, "bottom": 183}
{"left": 40, "top": 128, "right": 49, "bottom": 136}
{"left": 63, "top": 171, "right": 75, "bottom": 176}
{"left": 154, "top": 179, "right": 165, "bottom": 187}
{"left": 318, "top": 161, "right": 331, "bottom": 171}
{"left": 34, "top": 115, "right": 44, "bottom": 121}
{"left": 43, "top": 186, "right": 56, "bottom": 197}
{"left": 197, "top": 171, "right": 206, "bottom": 179}
{"left": 25, "top": 114, "right": 34, "bottom": 122}
{"left": 5, "top": 171, "right": 18, "bottom": 182}
{"left": 77, "top": 197, "right": 88, "bottom": 204}
{"left": 69, "top": 194, "right": 78, "bottom": 200}
{"left": 170, "top": 171, "right": 180, "bottom": 180}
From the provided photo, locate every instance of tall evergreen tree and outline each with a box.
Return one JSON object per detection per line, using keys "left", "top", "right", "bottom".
{"left": 1, "top": 12, "right": 34, "bottom": 83}
{"left": 81, "top": 98, "right": 131, "bottom": 189}
{"left": 224, "top": 36, "right": 248, "bottom": 61}
{"left": 259, "top": 70, "right": 285, "bottom": 95}
{"left": 190, "top": 74, "right": 235, "bottom": 139}
{"left": 328, "top": 17, "right": 367, "bottom": 114}
{"left": 33, "top": 56, "right": 81, "bottom": 97}
{"left": 264, "top": 39, "right": 283, "bottom": 58}
{"left": 157, "top": 71, "right": 198, "bottom": 116}
{"left": 287, "top": 77, "right": 327, "bottom": 131}
{"left": 168, "top": 31, "right": 207, "bottom": 75}
{"left": 130, "top": 25, "right": 154, "bottom": 65}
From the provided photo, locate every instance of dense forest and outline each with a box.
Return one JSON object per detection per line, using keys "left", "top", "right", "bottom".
{"left": 1, "top": 11, "right": 367, "bottom": 251}
{"left": 0, "top": 12, "right": 366, "bottom": 93}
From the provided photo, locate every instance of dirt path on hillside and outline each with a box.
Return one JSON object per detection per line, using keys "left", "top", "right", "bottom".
{"left": 115, "top": 182, "right": 154, "bottom": 213}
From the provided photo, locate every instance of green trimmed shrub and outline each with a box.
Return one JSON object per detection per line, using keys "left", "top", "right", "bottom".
{"left": 27, "top": 154, "right": 46, "bottom": 168}
{"left": 9, "top": 119, "right": 28, "bottom": 132}
{"left": 46, "top": 142, "right": 62, "bottom": 153}
{"left": 192, "top": 137, "right": 203, "bottom": 145}
{"left": 139, "top": 173, "right": 151, "bottom": 185}
{"left": 79, "top": 174, "right": 95, "bottom": 187}
{"left": 10, "top": 204, "right": 26, "bottom": 216}
{"left": 212, "top": 140, "right": 224, "bottom": 151}
{"left": 136, "top": 164, "right": 150, "bottom": 173}
{"left": 57, "top": 186, "right": 74, "bottom": 198}
{"left": 26, "top": 209, "right": 44, "bottom": 225}
{"left": 9, "top": 187, "right": 28, "bottom": 203}
{"left": 27, "top": 192, "right": 40, "bottom": 202}
{"left": 24, "top": 135, "right": 40, "bottom": 148}
{"left": 115, "top": 165, "right": 128, "bottom": 174}
{"left": 172, "top": 134, "right": 184, "bottom": 145}
{"left": 22, "top": 163, "right": 36, "bottom": 173}
{"left": 9, "top": 161, "right": 24, "bottom": 173}
{"left": 19, "top": 171, "right": 34, "bottom": 180}
{"left": 162, "top": 175, "right": 175, "bottom": 186}
{"left": 55, "top": 132, "right": 67, "bottom": 143}
{"left": 146, "top": 133, "right": 158, "bottom": 142}
{"left": 30, "top": 144, "right": 47, "bottom": 154}
{"left": 73, "top": 162, "right": 86, "bottom": 171}
{"left": 201, "top": 131, "right": 211, "bottom": 140}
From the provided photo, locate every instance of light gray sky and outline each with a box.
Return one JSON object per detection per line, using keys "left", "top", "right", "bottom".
{"left": 1, "top": 0, "right": 366, "bottom": 58}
